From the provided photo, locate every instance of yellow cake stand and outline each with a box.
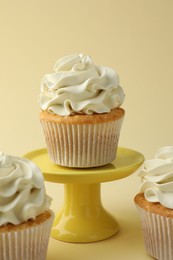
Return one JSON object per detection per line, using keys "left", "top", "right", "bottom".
{"left": 23, "top": 147, "right": 144, "bottom": 243}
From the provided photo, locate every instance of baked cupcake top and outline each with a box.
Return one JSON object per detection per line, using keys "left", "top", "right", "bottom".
{"left": 138, "top": 146, "right": 173, "bottom": 209}
{"left": 0, "top": 152, "right": 52, "bottom": 226}
{"left": 39, "top": 53, "right": 125, "bottom": 116}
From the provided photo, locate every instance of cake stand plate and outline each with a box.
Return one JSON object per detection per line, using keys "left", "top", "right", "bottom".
{"left": 23, "top": 147, "right": 144, "bottom": 243}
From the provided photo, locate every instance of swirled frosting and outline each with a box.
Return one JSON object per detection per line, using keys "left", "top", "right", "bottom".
{"left": 39, "top": 53, "right": 125, "bottom": 116}
{"left": 0, "top": 152, "right": 51, "bottom": 226}
{"left": 139, "top": 146, "right": 173, "bottom": 209}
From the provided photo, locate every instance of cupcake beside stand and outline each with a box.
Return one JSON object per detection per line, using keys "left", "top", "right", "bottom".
{"left": 0, "top": 152, "right": 54, "bottom": 260}
{"left": 134, "top": 146, "right": 173, "bottom": 260}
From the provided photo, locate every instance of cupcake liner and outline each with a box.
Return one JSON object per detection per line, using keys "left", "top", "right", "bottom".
{"left": 40, "top": 116, "right": 124, "bottom": 167}
{"left": 0, "top": 210, "right": 54, "bottom": 260}
{"left": 135, "top": 204, "right": 173, "bottom": 260}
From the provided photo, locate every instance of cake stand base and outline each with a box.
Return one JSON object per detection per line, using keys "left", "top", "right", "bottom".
{"left": 23, "top": 147, "right": 144, "bottom": 243}
{"left": 51, "top": 183, "right": 119, "bottom": 243}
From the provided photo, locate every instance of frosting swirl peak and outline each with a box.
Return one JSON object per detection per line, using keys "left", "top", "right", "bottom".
{"left": 39, "top": 53, "right": 125, "bottom": 116}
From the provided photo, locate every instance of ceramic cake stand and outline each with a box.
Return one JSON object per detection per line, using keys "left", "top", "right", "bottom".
{"left": 23, "top": 147, "right": 144, "bottom": 243}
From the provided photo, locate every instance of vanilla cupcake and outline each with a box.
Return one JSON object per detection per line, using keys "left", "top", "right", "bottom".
{"left": 134, "top": 146, "right": 173, "bottom": 260}
{"left": 39, "top": 53, "right": 125, "bottom": 167}
{"left": 0, "top": 152, "right": 54, "bottom": 260}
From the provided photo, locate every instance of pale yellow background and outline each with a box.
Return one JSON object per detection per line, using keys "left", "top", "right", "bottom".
{"left": 0, "top": 0, "right": 173, "bottom": 259}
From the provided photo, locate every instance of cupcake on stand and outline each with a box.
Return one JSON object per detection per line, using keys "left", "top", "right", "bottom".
{"left": 39, "top": 53, "right": 125, "bottom": 168}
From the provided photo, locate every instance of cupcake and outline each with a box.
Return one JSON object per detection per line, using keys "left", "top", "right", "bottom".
{"left": 39, "top": 53, "right": 125, "bottom": 167}
{"left": 134, "top": 146, "right": 173, "bottom": 260}
{"left": 0, "top": 152, "right": 54, "bottom": 260}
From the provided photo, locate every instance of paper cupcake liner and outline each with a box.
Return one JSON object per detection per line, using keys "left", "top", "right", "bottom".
{"left": 0, "top": 210, "right": 54, "bottom": 260}
{"left": 136, "top": 204, "right": 173, "bottom": 260}
{"left": 40, "top": 116, "right": 124, "bottom": 167}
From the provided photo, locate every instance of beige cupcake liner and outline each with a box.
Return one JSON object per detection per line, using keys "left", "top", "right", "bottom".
{"left": 0, "top": 210, "right": 54, "bottom": 260}
{"left": 136, "top": 204, "right": 173, "bottom": 260}
{"left": 40, "top": 117, "right": 124, "bottom": 167}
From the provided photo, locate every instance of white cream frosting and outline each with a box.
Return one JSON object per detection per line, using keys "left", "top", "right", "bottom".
{"left": 39, "top": 53, "right": 125, "bottom": 116}
{"left": 0, "top": 152, "right": 51, "bottom": 226}
{"left": 139, "top": 146, "right": 173, "bottom": 209}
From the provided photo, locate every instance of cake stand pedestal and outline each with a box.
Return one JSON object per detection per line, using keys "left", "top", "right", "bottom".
{"left": 23, "top": 147, "right": 144, "bottom": 243}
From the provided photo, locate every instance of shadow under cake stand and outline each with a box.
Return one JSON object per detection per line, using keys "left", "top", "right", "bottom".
{"left": 23, "top": 147, "right": 144, "bottom": 243}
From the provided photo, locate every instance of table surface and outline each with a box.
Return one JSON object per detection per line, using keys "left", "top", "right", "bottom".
{"left": 45, "top": 170, "right": 152, "bottom": 260}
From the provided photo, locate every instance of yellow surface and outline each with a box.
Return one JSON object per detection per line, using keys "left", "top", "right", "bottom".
{"left": 23, "top": 147, "right": 144, "bottom": 183}
{"left": 1, "top": 0, "right": 173, "bottom": 258}
{"left": 24, "top": 147, "right": 144, "bottom": 242}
